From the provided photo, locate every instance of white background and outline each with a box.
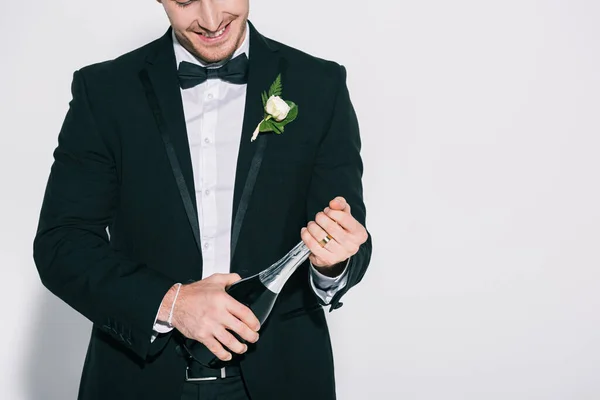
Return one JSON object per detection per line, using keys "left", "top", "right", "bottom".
{"left": 1, "top": 1, "right": 600, "bottom": 399}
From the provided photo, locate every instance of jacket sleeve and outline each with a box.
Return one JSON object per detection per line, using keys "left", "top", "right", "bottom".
{"left": 33, "top": 70, "right": 176, "bottom": 360}
{"left": 305, "top": 64, "right": 373, "bottom": 312}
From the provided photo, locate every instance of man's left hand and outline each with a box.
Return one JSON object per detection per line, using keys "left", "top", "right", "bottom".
{"left": 301, "top": 196, "right": 368, "bottom": 277}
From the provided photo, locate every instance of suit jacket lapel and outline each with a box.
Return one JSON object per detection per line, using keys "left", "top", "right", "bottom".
{"left": 139, "top": 28, "right": 201, "bottom": 256}
{"left": 230, "top": 22, "right": 283, "bottom": 269}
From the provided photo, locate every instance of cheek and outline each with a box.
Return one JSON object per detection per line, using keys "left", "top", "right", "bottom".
{"left": 163, "top": 5, "right": 195, "bottom": 30}
{"left": 169, "top": 14, "right": 192, "bottom": 31}
{"left": 230, "top": 0, "right": 249, "bottom": 17}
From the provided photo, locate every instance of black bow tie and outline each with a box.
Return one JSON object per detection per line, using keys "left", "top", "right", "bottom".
{"left": 177, "top": 53, "right": 249, "bottom": 89}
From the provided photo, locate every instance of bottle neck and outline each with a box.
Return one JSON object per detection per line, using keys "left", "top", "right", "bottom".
{"left": 259, "top": 241, "right": 311, "bottom": 294}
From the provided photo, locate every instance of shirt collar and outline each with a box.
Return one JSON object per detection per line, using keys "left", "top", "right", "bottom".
{"left": 172, "top": 21, "right": 250, "bottom": 68}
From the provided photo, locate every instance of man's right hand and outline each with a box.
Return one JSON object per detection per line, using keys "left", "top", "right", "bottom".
{"left": 160, "top": 273, "right": 260, "bottom": 362}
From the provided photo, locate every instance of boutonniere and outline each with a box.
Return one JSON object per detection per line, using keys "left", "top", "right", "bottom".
{"left": 251, "top": 74, "right": 298, "bottom": 142}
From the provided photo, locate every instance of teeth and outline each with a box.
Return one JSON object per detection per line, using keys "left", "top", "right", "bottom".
{"left": 203, "top": 27, "right": 226, "bottom": 38}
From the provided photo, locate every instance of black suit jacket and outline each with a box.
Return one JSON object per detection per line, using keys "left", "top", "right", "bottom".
{"left": 33, "top": 22, "right": 372, "bottom": 400}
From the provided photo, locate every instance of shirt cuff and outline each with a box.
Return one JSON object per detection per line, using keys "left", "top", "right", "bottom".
{"left": 150, "top": 286, "right": 179, "bottom": 343}
{"left": 309, "top": 258, "right": 350, "bottom": 305}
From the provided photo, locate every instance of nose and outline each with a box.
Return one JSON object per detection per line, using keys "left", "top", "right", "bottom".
{"left": 196, "top": 0, "right": 222, "bottom": 33}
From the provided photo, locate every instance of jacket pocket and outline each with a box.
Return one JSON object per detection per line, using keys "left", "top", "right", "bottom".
{"left": 278, "top": 303, "right": 324, "bottom": 321}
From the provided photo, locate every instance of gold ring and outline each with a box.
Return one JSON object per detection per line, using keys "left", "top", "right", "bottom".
{"left": 319, "top": 234, "right": 333, "bottom": 248}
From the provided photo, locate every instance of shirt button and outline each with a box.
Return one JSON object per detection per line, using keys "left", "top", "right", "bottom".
{"left": 207, "top": 93, "right": 214, "bottom": 100}
{"left": 204, "top": 137, "right": 210, "bottom": 144}
{"left": 204, "top": 189, "right": 210, "bottom": 196}
{"left": 203, "top": 242, "right": 210, "bottom": 249}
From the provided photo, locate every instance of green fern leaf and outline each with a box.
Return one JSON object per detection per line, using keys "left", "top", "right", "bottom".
{"left": 261, "top": 91, "right": 268, "bottom": 108}
{"left": 268, "top": 74, "right": 283, "bottom": 97}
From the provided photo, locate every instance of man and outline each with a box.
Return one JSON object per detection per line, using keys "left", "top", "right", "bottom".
{"left": 33, "top": 0, "right": 372, "bottom": 399}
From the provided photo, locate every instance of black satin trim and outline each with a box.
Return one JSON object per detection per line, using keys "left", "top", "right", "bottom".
{"left": 139, "top": 69, "right": 202, "bottom": 253}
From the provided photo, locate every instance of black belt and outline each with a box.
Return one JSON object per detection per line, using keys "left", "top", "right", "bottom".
{"left": 185, "top": 359, "right": 242, "bottom": 382}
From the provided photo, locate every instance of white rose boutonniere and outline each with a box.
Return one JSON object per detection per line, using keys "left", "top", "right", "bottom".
{"left": 265, "top": 95, "right": 291, "bottom": 121}
{"left": 251, "top": 74, "right": 298, "bottom": 141}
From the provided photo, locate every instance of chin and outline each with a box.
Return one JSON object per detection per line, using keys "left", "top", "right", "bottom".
{"left": 188, "top": 32, "right": 243, "bottom": 63}
{"left": 193, "top": 47, "right": 236, "bottom": 64}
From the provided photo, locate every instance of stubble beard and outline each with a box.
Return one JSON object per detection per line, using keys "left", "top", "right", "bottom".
{"left": 176, "top": 17, "right": 248, "bottom": 64}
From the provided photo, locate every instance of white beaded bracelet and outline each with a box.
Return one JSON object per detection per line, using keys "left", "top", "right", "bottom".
{"left": 167, "top": 283, "right": 182, "bottom": 327}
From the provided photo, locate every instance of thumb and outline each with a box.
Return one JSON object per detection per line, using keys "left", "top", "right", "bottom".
{"left": 330, "top": 196, "right": 348, "bottom": 211}
{"left": 224, "top": 273, "right": 242, "bottom": 287}
{"left": 212, "top": 273, "right": 242, "bottom": 288}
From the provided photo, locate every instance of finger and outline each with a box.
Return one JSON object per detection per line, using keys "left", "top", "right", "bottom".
{"left": 306, "top": 221, "right": 346, "bottom": 256}
{"left": 302, "top": 224, "right": 338, "bottom": 266}
{"left": 309, "top": 252, "right": 332, "bottom": 268}
{"left": 227, "top": 298, "right": 261, "bottom": 332}
{"left": 199, "top": 336, "right": 233, "bottom": 362}
{"left": 224, "top": 273, "right": 242, "bottom": 286}
{"left": 214, "top": 328, "right": 247, "bottom": 355}
{"left": 329, "top": 197, "right": 350, "bottom": 213}
{"left": 306, "top": 221, "right": 333, "bottom": 251}
{"left": 316, "top": 237, "right": 346, "bottom": 263}
{"left": 305, "top": 239, "right": 344, "bottom": 268}
{"left": 223, "top": 313, "right": 260, "bottom": 344}
{"left": 301, "top": 227, "right": 331, "bottom": 265}
{"left": 209, "top": 273, "right": 242, "bottom": 287}
{"left": 324, "top": 208, "right": 360, "bottom": 234}
{"left": 314, "top": 211, "right": 350, "bottom": 246}
{"left": 324, "top": 209, "right": 367, "bottom": 246}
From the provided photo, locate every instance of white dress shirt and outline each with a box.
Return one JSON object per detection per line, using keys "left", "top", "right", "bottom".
{"left": 152, "top": 24, "right": 348, "bottom": 338}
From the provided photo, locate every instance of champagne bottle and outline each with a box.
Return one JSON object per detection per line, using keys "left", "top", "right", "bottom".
{"left": 182, "top": 240, "right": 311, "bottom": 368}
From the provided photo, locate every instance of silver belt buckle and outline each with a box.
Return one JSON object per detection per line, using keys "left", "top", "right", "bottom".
{"left": 185, "top": 367, "right": 227, "bottom": 382}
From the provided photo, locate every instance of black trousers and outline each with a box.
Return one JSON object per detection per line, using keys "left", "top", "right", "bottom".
{"left": 180, "top": 377, "right": 251, "bottom": 400}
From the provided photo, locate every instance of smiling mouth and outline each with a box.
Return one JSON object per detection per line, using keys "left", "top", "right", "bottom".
{"left": 197, "top": 22, "right": 231, "bottom": 39}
